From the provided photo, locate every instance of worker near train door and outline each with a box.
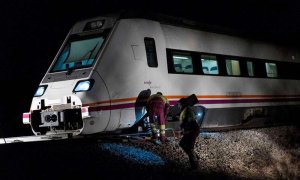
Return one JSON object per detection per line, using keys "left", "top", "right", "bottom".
{"left": 147, "top": 92, "right": 170, "bottom": 143}
{"left": 178, "top": 97, "right": 200, "bottom": 169}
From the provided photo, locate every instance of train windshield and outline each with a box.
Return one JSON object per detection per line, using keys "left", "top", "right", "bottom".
{"left": 51, "top": 33, "right": 106, "bottom": 72}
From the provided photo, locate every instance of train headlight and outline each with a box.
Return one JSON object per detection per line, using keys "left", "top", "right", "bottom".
{"left": 34, "top": 85, "right": 48, "bottom": 97}
{"left": 73, "top": 79, "right": 94, "bottom": 92}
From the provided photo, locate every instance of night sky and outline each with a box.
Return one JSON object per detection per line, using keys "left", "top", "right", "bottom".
{"left": 1, "top": 0, "right": 300, "bottom": 137}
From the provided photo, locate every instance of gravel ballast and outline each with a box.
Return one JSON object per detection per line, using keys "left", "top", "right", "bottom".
{"left": 0, "top": 125, "right": 299, "bottom": 179}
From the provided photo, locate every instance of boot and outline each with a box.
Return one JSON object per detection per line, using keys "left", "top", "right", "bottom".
{"left": 190, "top": 160, "right": 199, "bottom": 170}
{"left": 189, "top": 152, "right": 199, "bottom": 169}
{"left": 151, "top": 132, "right": 158, "bottom": 140}
{"left": 160, "top": 134, "right": 169, "bottom": 143}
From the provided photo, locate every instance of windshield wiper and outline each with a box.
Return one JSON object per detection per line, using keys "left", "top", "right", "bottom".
{"left": 65, "top": 42, "right": 100, "bottom": 75}
{"left": 76, "top": 42, "right": 100, "bottom": 65}
{"left": 65, "top": 63, "right": 74, "bottom": 75}
{"left": 87, "top": 42, "right": 100, "bottom": 61}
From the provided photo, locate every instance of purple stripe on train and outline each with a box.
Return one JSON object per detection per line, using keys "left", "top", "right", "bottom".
{"left": 89, "top": 98, "right": 300, "bottom": 112}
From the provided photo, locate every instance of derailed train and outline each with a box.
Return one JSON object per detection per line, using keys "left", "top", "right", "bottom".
{"left": 23, "top": 12, "right": 300, "bottom": 136}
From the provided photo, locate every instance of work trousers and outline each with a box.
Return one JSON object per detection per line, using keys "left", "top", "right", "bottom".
{"left": 148, "top": 98, "right": 166, "bottom": 141}
{"left": 179, "top": 130, "right": 200, "bottom": 169}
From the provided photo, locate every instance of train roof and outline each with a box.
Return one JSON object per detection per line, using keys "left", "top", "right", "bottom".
{"left": 100, "top": 10, "right": 295, "bottom": 47}
{"left": 118, "top": 11, "right": 240, "bottom": 35}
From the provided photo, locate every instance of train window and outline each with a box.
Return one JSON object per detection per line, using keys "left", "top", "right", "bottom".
{"left": 226, "top": 59, "right": 241, "bottom": 76}
{"left": 172, "top": 53, "right": 193, "bottom": 73}
{"left": 144, "top": 37, "right": 158, "bottom": 67}
{"left": 201, "top": 55, "right": 219, "bottom": 75}
{"left": 278, "top": 61, "right": 300, "bottom": 79}
{"left": 247, "top": 61, "right": 255, "bottom": 76}
{"left": 265, "top": 62, "right": 278, "bottom": 78}
{"left": 51, "top": 35, "right": 105, "bottom": 72}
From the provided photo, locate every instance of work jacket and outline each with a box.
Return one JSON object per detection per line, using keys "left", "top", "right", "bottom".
{"left": 179, "top": 106, "right": 199, "bottom": 134}
{"left": 147, "top": 94, "right": 169, "bottom": 105}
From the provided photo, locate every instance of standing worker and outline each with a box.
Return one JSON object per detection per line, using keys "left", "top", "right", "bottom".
{"left": 147, "top": 92, "right": 170, "bottom": 143}
{"left": 178, "top": 97, "right": 200, "bottom": 169}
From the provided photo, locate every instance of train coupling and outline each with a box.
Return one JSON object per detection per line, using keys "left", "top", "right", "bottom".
{"left": 22, "top": 106, "right": 90, "bottom": 125}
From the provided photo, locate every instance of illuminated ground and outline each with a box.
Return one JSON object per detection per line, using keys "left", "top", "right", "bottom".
{"left": 0, "top": 125, "right": 299, "bottom": 179}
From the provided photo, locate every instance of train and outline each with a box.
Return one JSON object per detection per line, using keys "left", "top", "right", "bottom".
{"left": 22, "top": 12, "right": 300, "bottom": 136}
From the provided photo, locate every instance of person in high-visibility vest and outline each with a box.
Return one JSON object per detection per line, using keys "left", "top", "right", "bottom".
{"left": 178, "top": 97, "right": 200, "bottom": 169}
{"left": 147, "top": 92, "right": 170, "bottom": 143}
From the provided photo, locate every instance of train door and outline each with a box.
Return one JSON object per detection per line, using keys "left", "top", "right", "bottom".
{"left": 144, "top": 37, "right": 160, "bottom": 90}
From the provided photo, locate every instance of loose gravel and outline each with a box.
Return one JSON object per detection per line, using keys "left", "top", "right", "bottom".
{"left": 101, "top": 125, "right": 300, "bottom": 179}
{"left": 0, "top": 125, "right": 299, "bottom": 180}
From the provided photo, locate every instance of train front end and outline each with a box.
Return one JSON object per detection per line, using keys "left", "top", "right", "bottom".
{"left": 22, "top": 16, "right": 116, "bottom": 136}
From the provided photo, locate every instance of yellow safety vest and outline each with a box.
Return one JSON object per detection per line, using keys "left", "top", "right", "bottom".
{"left": 179, "top": 106, "right": 196, "bottom": 122}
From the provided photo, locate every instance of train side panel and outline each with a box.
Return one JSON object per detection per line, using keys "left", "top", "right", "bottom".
{"left": 162, "top": 24, "right": 300, "bottom": 61}
{"left": 94, "top": 18, "right": 168, "bottom": 131}
{"left": 161, "top": 24, "right": 300, "bottom": 128}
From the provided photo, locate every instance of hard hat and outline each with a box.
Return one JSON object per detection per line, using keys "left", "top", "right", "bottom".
{"left": 156, "top": 92, "right": 163, "bottom": 95}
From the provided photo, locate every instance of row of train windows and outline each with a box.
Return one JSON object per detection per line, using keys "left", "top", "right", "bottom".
{"left": 144, "top": 38, "right": 300, "bottom": 79}
{"left": 170, "top": 53, "right": 276, "bottom": 77}
{"left": 166, "top": 49, "right": 300, "bottom": 79}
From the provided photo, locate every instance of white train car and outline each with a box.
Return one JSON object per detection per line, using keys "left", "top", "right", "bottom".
{"left": 23, "top": 12, "right": 300, "bottom": 136}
